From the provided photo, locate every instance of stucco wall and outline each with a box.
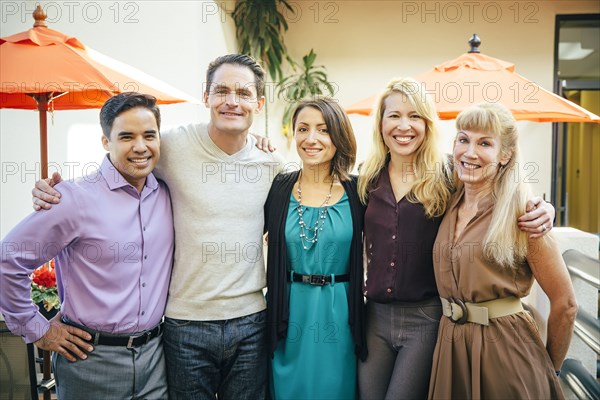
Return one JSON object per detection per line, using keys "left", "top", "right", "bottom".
{"left": 276, "top": 0, "right": 600, "bottom": 198}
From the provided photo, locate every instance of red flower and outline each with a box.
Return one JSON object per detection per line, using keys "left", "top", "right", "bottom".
{"left": 31, "top": 260, "right": 60, "bottom": 312}
{"left": 32, "top": 262, "right": 56, "bottom": 289}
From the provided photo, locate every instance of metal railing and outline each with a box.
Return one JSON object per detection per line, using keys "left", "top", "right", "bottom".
{"left": 561, "top": 249, "right": 600, "bottom": 400}
{"left": 562, "top": 359, "right": 600, "bottom": 400}
{"left": 564, "top": 249, "right": 600, "bottom": 357}
{"left": 564, "top": 249, "right": 600, "bottom": 290}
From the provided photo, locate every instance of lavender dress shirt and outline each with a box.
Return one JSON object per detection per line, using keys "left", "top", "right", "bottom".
{"left": 0, "top": 156, "right": 174, "bottom": 343}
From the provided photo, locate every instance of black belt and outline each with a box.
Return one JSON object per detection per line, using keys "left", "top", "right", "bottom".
{"left": 288, "top": 272, "right": 350, "bottom": 286}
{"left": 62, "top": 317, "right": 163, "bottom": 349}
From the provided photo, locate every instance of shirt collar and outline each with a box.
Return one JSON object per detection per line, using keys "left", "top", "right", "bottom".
{"left": 99, "top": 155, "right": 158, "bottom": 192}
{"left": 450, "top": 185, "right": 495, "bottom": 218}
{"left": 379, "top": 162, "right": 391, "bottom": 189}
{"left": 475, "top": 192, "right": 495, "bottom": 218}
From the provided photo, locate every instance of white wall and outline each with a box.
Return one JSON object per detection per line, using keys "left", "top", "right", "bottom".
{"left": 279, "top": 0, "right": 600, "bottom": 199}
{"left": 0, "top": 0, "right": 238, "bottom": 237}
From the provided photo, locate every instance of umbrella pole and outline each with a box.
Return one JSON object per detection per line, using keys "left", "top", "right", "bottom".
{"left": 32, "top": 91, "right": 52, "bottom": 400}
{"left": 34, "top": 94, "right": 50, "bottom": 179}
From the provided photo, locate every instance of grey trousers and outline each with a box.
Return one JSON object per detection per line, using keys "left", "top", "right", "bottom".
{"left": 358, "top": 298, "right": 441, "bottom": 400}
{"left": 53, "top": 334, "right": 167, "bottom": 400}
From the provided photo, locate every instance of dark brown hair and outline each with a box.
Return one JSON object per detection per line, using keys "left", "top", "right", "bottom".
{"left": 291, "top": 97, "right": 357, "bottom": 181}
{"left": 206, "top": 54, "right": 266, "bottom": 98}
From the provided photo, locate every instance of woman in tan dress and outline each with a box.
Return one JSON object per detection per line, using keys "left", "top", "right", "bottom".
{"left": 429, "top": 102, "right": 578, "bottom": 399}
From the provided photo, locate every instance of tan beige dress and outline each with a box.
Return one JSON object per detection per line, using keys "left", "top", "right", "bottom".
{"left": 428, "top": 190, "right": 564, "bottom": 400}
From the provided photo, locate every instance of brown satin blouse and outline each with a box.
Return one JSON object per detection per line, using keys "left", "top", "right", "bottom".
{"left": 364, "top": 166, "right": 442, "bottom": 303}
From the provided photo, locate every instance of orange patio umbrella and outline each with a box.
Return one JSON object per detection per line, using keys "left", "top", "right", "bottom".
{"left": 346, "top": 34, "right": 600, "bottom": 124}
{"left": 0, "top": 5, "right": 200, "bottom": 178}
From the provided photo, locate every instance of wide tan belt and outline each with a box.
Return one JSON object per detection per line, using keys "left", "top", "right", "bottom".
{"left": 440, "top": 296, "right": 524, "bottom": 326}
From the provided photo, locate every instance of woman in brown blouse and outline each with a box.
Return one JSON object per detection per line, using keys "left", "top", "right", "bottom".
{"left": 356, "top": 79, "right": 557, "bottom": 399}
{"left": 428, "top": 102, "right": 577, "bottom": 399}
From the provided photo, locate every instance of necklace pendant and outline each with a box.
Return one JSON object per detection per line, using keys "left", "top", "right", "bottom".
{"left": 296, "top": 171, "right": 335, "bottom": 251}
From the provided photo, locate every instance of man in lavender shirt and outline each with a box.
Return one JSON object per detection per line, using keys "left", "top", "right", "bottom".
{"left": 0, "top": 92, "right": 174, "bottom": 399}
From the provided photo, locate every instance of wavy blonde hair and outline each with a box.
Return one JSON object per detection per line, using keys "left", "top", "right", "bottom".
{"left": 454, "top": 102, "right": 530, "bottom": 268}
{"left": 358, "top": 78, "right": 452, "bottom": 217}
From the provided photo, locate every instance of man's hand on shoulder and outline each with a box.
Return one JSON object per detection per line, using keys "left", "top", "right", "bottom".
{"left": 252, "top": 133, "right": 276, "bottom": 153}
{"left": 32, "top": 172, "right": 63, "bottom": 211}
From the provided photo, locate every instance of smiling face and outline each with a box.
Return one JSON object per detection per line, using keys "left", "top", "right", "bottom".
{"left": 454, "top": 129, "right": 511, "bottom": 190}
{"left": 203, "top": 63, "right": 265, "bottom": 136}
{"left": 381, "top": 92, "right": 426, "bottom": 163}
{"left": 102, "top": 106, "right": 160, "bottom": 192}
{"left": 294, "top": 106, "right": 337, "bottom": 169}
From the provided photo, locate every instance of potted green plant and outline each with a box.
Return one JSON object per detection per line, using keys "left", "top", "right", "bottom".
{"left": 278, "top": 49, "right": 336, "bottom": 137}
{"left": 231, "top": 0, "right": 296, "bottom": 136}
{"left": 231, "top": 0, "right": 294, "bottom": 82}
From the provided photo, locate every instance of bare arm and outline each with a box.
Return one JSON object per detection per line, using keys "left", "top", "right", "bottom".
{"left": 527, "top": 235, "right": 578, "bottom": 371}
{"left": 518, "top": 197, "right": 555, "bottom": 239}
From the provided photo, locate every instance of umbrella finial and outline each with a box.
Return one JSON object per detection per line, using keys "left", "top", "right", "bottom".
{"left": 33, "top": 4, "right": 48, "bottom": 28}
{"left": 468, "top": 33, "right": 481, "bottom": 53}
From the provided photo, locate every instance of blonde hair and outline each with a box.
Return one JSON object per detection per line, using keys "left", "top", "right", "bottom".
{"left": 358, "top": 78, "right": 452, "bottom": 218}
{"left": 455, "top": 102, "right": 530, "bottom": 268}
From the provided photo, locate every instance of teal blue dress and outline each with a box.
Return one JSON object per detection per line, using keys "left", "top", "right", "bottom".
{"left": 271, "top": 193, "right": 356, "bottom": 400}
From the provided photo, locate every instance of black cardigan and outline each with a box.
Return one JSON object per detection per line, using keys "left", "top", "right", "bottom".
{"left": 264, "top": 170, "right": 367, "bottom": 361}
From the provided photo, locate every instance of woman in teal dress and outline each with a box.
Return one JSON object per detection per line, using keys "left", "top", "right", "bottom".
{"left": 264, "top": 97, "right": 366, "bottom": 399}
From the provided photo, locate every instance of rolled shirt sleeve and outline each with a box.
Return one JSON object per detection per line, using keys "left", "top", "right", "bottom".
{"left": 1, "top": 183, "right": 81, "bottom": 343}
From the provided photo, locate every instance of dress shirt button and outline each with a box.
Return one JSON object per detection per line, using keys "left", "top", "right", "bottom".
{"left": 143, "top": 226, "right": 146, "bottom": 231}
{"left": 369, "top": 244, "right": 372, "bottom": 249}
{"left": 142, "top": 282, "right": 146, "bottom": 288}
{"left": 141, "top": 311, "right": 145, "bottom": 316}
{"left": 367, "top": 258, "right": 371, "bottom": 264}
{"left": 386, "top": 288, "right": 392, "bottom": 293}
{"left": 144, "top": 255, "right": 148, "bottom": 260}
{"left": 390, "top": 262, "right": 395, "bottom": 267}
{"left": 392, "top": 235, "right": 396, "bottom": 240}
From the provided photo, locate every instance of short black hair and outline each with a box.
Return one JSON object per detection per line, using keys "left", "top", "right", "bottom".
{"left": 206, "top": 54, "right": 266, "bottom": 98}
{"left": 99, "top": 92, "right": 160, "bottom": 137}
